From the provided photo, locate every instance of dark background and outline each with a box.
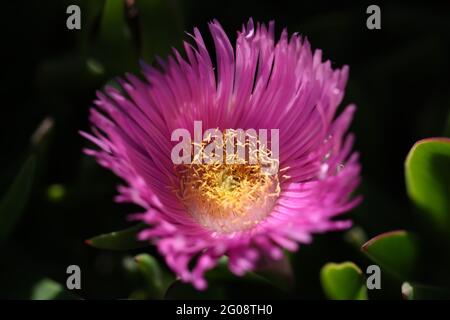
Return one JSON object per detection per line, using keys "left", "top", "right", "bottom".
{"left": 0, "top": 0, "right": 449, "bottom": 299}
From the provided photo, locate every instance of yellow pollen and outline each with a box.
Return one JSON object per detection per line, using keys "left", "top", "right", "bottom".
{"left": 172, "top": 129, "right": 281, "bottom": 233}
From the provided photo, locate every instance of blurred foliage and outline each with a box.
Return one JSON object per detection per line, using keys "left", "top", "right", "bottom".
{"left": 361, "top": 230, "right": 419, "bottom": 280}
{"left": 320, "top": 262, "right": 367, "bottom": 300}
{"left": 0, "top": 0, "right": 449, "bottom": 299}
{"left": 402, "top": 282, "right": 450, "bottom": 300}
{"left": 405, "top": 139, "right": 450, "bottom": 234}
{"left": 31, "top": 278, "right": 80, "bottom": 300}
{"left": 325, "top": 138, "right": 450, "bottom": 299}
{"left": 87, "top": 223, "right": 148, "bottom": 251}
{"left": 0, "top": 157, "right": 36, "bottom": 243}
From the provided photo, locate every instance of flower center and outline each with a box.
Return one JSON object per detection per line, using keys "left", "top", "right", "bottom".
{"left": 175, "top": 162, "right": 280, "bottom": 233}
{"left": 173, "top": 130, "right": 281, "bottom": 234}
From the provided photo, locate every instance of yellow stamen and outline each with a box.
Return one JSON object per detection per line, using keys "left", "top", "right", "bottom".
{"left": 172, "top": 129, "right": 280, "bottom": 233}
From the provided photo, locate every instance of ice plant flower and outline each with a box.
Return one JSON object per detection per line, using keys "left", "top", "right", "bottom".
{"left": 81, "top": 19, "right": 361, "bottom": 290}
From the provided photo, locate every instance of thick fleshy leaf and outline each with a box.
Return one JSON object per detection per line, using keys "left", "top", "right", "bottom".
{"left": 134, "top": 253, "right": 173, "bottom": 299}
{"left": 0, "top": 156, "right": 36, "bottom": 243}
{"left": 86, "top": 223, "right": 149, "bottom": 250}
{"left": 31, "top": 278, "right": 80, "bottom": 300}
{"left": 362, "top": 230, "right": 419, "bottom": 280}
{"left": 405, "top": 138, "right": 450, "bottom": 232}
{"left": 402, "top": 282, "right": 450, "bottom": 300}
{"left": 320, "top": 262, "right": 367, "bottom": 300}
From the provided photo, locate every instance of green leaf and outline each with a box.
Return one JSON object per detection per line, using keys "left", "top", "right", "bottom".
{"left": 320, "top": 262, "right": 367, "bottom": 300}
{"left": 86, "top": 223, "right": 149, "bottom": 250}
{"left": 362, "top": 230, "right": 419, "bottom": 280}
{"left": 31, "top": 278, "right": 80, "bottom": 300}
{"left": 402, "top": 282, "right": 450, "bottom": 300}
{"left": 405, "top": 138, "right": 450, "bottom": 232}
{"left": 99, "top": 0, "right": 130, "bottom": 49}
{"left": 0, "top": 156, "right": 36, "bottom": 243}
{"left": 135, "top": 0, "right": 184, "bottom": 62}
{"left": 93, "top": 0, "right": 138, "bottom": 74}
{"left": 134, "top": 253, "right": 174, "bottom": 299}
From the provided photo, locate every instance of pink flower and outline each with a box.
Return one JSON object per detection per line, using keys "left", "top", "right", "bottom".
{"left": 81, "top": 19, "right": 361, "bottom": 290}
